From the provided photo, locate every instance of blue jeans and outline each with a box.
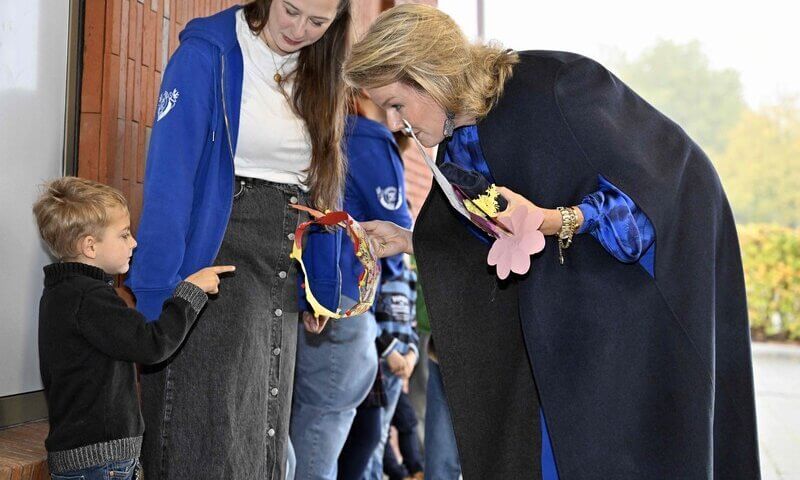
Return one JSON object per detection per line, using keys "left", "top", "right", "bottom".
{"left": 425, "top": 359, "right": 462, "bottom": 480}
{"left": 290, "top": 300, "right": 378, "bottom": 480}
{"left": 50, "top": 458, "right": 139, "bottom": 480}
{"left": 362, "top": 360, "right": 404, "bottom": 480}
{"left": 337, "top": 404, "right": 382, "bottom": 479}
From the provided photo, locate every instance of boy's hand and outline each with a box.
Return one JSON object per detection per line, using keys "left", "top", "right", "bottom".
{"left": 185, "top": 265, "right": 236, "bottom": 294}
{"left": 303, "top": 311, "right": 330, "bottom": 334}
{"left": 387, "top": 350, "right": 408, "bottom": 378}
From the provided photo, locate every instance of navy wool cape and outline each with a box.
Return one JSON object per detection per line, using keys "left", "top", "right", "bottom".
{"left": 413, "top": 51, "right": 759, "bottom": 480}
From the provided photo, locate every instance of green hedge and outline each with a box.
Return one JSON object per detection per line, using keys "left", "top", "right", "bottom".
{"left": 738, "top": 224, "right": 800, "bottom": 341}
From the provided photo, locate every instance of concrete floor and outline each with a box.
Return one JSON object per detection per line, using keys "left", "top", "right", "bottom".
{"left": 753, "top": 342, "right": 800, "bottom": 479}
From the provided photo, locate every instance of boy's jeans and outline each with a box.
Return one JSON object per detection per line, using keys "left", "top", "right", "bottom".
{"left": 362, "top": 360, "right": 404, "bottom": 480}
{"left": 50, "top": 458, "right": 139, "bottom": 480}
{"left": 290, "top": 298, "right": 378, "bottom": 480}
{"left": 425, "top": 359, "right": 462, "bottom": 480}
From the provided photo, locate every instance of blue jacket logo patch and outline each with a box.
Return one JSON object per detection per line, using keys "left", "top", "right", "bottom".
{"left": 156, "top": 88, "right": 180, "bottom": 122}
{"left": 376, "top": 186, "right": 402, "bottom": 211}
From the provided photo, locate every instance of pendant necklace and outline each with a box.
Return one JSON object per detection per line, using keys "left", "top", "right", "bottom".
{"left": 262, "top": 30, "right": 290, "bottom": 84}
{"left": 270, "top": 49, "right": 289, "bottom": 83}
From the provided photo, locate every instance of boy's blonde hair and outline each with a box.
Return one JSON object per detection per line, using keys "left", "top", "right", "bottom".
{"left": 343, "top": 4, "right": 519, "bottom": 120}
{"left": 33, "top": 177, "right": 128, "bottom": 259}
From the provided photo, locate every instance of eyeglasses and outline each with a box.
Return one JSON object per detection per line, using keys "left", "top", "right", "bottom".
{"left": 289, "top": 205, "right": 381, "bottom": 319}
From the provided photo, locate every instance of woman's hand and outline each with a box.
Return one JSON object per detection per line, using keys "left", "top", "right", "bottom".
{"left": 496, "top": 186, "right": 569, "bottom": 236}
{"left": 361, "top": 220, "right": 413, "bottom": 258}
{"left": 302, "top": 311, "right": 330, "bottom": 334}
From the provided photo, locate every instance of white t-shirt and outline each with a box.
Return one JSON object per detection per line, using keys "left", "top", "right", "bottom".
{"left": 233, "top": 9, "right": 310, "bottom": 188}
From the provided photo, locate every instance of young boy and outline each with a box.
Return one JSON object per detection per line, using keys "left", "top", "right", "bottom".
{"left": 33, "top": 177, "right": 234, "bottom": 480}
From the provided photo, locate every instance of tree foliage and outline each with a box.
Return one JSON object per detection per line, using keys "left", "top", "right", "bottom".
{"left": 611, "top": 40, "right": 746, "bottom": 154}
{"left": 714, "top": 102, "right": 800, "bottom": 227}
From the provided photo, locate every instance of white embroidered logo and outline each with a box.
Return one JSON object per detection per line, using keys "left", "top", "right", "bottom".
{"left": 156, "top": 88, "right": 180, "bottom": 122}
{"left": 376, "top": 186, "right": 402, "bottom": 211}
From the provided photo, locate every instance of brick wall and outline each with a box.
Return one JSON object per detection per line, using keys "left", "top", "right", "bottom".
{"left": 78, "top": 0, "right": 241, "bottom": 230}
{"left": 77, "top": 0, "right": 431, "bottom": 226}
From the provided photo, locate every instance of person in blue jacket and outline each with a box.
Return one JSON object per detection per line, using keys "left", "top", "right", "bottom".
{"left": 290, "top": 95, "right": 414, "bottom": 480}
{"left": 126, "top": 1, "right": 351, "bottom": 479}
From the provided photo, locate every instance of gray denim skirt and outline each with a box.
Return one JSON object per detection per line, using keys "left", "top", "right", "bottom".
{"left": 140, "top": 177, "right": 306, "bottom": 479}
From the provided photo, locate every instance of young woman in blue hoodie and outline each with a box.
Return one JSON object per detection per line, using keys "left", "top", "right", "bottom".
{"left": 127, "top": 1, "right": 350, "bottom": 478}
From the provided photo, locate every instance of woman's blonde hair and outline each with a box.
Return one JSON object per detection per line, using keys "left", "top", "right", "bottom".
{"left": 33, "top": 177, "right": 128, "bottom": 259}
{"left": 343, "top": 4, "right": 518, "bottom": 120}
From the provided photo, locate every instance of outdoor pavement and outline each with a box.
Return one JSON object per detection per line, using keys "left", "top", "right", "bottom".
{"left": 753, "top": 342, "right": 800, "bottom": 479}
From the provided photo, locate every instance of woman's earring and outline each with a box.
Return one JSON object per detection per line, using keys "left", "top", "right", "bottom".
{"left": 443, "top": 111, "right": 455, "bottom": 138}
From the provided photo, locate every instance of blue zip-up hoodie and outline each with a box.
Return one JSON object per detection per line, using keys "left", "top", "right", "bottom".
{"left": 340, "top": 115, "right": 412, "bottom": 299}
{"left": 340, "top": 116, "right": 417, "bottom": 358}
{"left": 128, "top": 6, "right": 340, "bottom": 320}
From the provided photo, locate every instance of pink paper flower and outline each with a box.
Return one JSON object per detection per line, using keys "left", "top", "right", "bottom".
{"left": 487, "top": 207, "right": 546, "bottom": 279}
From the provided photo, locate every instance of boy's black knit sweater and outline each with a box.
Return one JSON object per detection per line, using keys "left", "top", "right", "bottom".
{"left": 38, "top": 262, "right": 207, "bottom": 473}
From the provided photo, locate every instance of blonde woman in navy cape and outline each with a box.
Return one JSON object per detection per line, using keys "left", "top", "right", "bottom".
{"left": 343, "top": 5, "right": 759, "bottom": 480}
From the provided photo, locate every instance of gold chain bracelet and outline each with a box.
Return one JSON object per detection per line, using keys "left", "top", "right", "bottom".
{"left": 556, "top": 206, "right": 579, "bottom": 265}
